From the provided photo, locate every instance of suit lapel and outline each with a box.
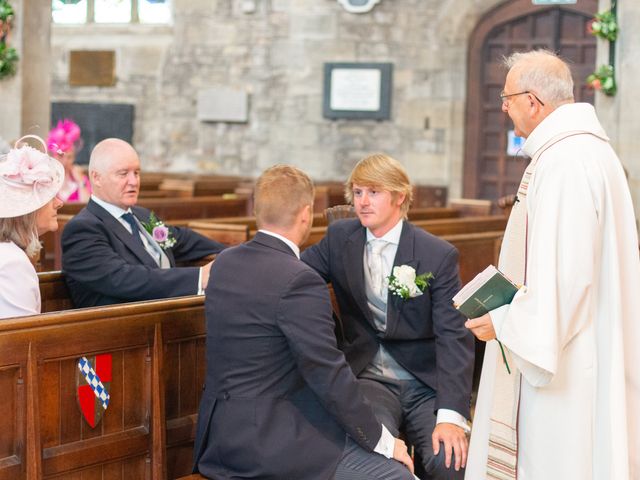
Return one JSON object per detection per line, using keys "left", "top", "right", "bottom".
{"left": 131, "top": 206, "right": 175, "bottom": 267}
{"left": 343, "top": 227, "right": 375, "bottom": 326}
{"left": 88, "top": 200, "right": 158, "bottom": 268}
{"left": 386, "top": 222, "right": 418, "bottom": 337}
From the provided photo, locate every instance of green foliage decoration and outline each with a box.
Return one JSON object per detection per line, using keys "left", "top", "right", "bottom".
{"left": 0, "top": 0, "right": 17, "bottom": 81}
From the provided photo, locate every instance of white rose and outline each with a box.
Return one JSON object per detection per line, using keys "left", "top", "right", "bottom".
{"left": 393, "top": 265, "right": 416, "bottom": 285}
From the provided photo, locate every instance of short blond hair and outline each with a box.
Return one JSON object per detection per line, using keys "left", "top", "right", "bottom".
{"left": 0, "top": 212, "right": 41, "bottom": 259}
{"left": 254, "top": 164, "right": 314, "bottom": 230}
{"left": 345, "top": 153, "right": 413, "bottom": 217}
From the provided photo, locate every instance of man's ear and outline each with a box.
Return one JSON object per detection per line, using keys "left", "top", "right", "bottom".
{"left": 394, "top": 191, "right": 406, "bottom": 208}
{"left": 300, "top": 204, "right": 312, "bottom": 223}
{"left": 90, "top": 170, "right": 101, "bottom": 189}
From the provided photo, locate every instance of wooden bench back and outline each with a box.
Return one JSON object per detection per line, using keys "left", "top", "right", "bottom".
{"left": 0, "top": 296, "right": 206, "bottom": 480}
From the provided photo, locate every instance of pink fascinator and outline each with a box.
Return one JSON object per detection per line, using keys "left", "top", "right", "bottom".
{"left": 0, "top": 135, "right": 64, "bottom": 218}
{"left": 46, "top": 118, "right": 82, "bottom": 154}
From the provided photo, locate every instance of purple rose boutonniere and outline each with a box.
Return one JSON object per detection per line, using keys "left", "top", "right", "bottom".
{"left": 142, "top": 212, "right": 176, "bottom": 249}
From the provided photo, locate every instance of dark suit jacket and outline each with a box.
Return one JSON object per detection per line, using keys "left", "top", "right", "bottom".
{"left": 193, "top": 232, "right": 382, "bottom": 480}
{"left": 302, "top": 219, "right": 474, "bottom": 418}
{"left": 61, "top": 199, "right": 226, "bottom": 307}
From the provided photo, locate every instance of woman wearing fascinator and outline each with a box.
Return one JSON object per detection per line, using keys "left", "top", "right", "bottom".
{"left": 0, "top": 136, "right": 64, "bottom": 318}
{"left": 47, "top": 118, "right": 91, "bottom": 202}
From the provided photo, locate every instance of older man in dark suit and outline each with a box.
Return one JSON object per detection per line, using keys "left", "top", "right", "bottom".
{"left": 193, "top": 165, "right": 415, "bottom": 480}
{"left": 61, "top": 138, "right": 225, "bottom": 307}
{"left": 302, "top": 154, "right": 475, "bottom": 479}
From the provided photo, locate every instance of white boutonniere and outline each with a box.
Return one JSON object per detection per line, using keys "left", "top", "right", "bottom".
{"left": 387, "top": 265, "right": 434, "bottom": 300}
{"left": 141, "top": 211, "right": 177, "bottom": 249}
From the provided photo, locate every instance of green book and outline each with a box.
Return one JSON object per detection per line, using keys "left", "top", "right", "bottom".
{"left": 453, "top": 265, "right": 520, "bottom": 319}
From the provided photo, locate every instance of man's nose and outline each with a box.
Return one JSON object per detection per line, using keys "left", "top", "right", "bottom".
{"left": 127, "top": 173, "right": 138, "bottom": 185}
{"left": 501, "top": 102, "right": 508, "bottom": 113}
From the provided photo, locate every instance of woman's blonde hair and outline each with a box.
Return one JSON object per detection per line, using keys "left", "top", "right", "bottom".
{"left": 0, "top": 212, "right": 41, "bottom": 259}
{"left": 254, "top": 164, "right": 315, "bottom": 229}
{"left": 345, "top": 153, "right": 413, "bottom": 217}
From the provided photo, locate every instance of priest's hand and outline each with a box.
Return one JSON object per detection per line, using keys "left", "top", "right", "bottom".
{"left": 465, "top": 313, "right": 496, "bottom": 341}
{"left": 432, "top": 423, "right": 468, "bottom": 471}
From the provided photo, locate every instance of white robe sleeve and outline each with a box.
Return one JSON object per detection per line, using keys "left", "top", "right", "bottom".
{"left": 494, "top": 146, "right": 599, "bottom": 387}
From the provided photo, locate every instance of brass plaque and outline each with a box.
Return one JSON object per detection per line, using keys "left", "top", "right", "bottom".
{"left": 69, "top": 50, "right": 116, "bottom": 87}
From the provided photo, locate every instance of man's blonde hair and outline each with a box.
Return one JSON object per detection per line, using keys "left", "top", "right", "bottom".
{"left": 345, "top": 153, "right": 413, "bottom": 217}
{"left": 0, "top": 212, "right": 41, "bottom": 259}
{"left": 254, "top": 164, "right": 314, "bottom": 230}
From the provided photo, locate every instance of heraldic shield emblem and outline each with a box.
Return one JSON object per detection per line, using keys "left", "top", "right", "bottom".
{"left": 76, "top": 354, "right": 112, "bottom": 428}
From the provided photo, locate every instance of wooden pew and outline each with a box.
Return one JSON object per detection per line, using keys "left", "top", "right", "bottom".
{"left": 59, "top": 195, "right": 252, "bottom": 220}
{"left": 200, "top": 207, "right": 461, "bottom": 231}
{"left": 298, "top": 215, "right": 507, "bottom": 251}
{"left": 32, "top": 227, "right": 504, "bottom": 477}
{"left": 0, "top": 295, "right": 206, "bottom": 480}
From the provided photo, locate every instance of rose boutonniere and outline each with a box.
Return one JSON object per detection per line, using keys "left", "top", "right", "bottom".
{"left": 141, "top": 211, "right": 176, "bottom": 249}
{"left": 387, "top": 265, "right": 434, "bottom": 300}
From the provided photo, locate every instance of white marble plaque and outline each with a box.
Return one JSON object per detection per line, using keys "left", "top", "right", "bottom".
{"left": 330, "top": 68, "right": 381, "bottom": 112}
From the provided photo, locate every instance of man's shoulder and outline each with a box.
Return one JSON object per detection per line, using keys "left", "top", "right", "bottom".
{"left": 326, "top": 217, "right": 362, "bottom": 236}
{"left": 406, "top": 221, "right": 457, "bottom": 253}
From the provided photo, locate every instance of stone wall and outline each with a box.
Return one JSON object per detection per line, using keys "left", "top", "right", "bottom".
{"left": 50, "top": 0, "right": 504, "bottom": 195}
{"left": 595, "top": 0, "right": 640, "bottom": 216}
{"left": 49, "top": 0, "right": 639, "bottom": 213}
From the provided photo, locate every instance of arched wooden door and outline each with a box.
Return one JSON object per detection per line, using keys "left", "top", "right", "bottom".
{"left": 463, "top": 0, "right": 598, "bottom": 200}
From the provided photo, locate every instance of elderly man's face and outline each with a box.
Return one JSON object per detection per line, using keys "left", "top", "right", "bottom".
{"left": 501, "top": 69, "right": 537, "bottom": 138}
{"left": 93, "top": 146, "right": 141, "bottom": 210}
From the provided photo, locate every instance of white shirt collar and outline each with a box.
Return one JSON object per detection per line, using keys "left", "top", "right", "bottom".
{"left": 366, "top": 218, "right": 403, "bottom": 245}
{"left": 91, "top": 194, "right": 132, "bottom": 219}
{"left": 258, "top": 229, "right": 301, "bottom": 259}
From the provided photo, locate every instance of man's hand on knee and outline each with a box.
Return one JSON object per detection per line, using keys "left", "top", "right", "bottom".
{"left": 393, "top": 437, "right": 415, "bottom": 474}
{"left": 431, "top": 423, "right": 468, "bottom": 471}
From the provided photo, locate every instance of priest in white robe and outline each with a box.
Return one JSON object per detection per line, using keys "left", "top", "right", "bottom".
{"left": 465, "top": 50, "right": 640, "bottom": 480}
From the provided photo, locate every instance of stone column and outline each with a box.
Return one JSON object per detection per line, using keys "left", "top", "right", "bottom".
{"left": 0, "top": 0, "right": 51, "bottom": 143}
{"left": 595, "top": 0, "right": 640, "bottom": 217}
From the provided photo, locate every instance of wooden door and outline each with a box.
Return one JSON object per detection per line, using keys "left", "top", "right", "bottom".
{"left": 463, "top": 0, "right": 598, "bottom": 200}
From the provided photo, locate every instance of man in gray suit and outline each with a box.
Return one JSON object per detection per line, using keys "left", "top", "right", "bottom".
{"left": 193, "top": 164, "right": 415, "bottom": 480}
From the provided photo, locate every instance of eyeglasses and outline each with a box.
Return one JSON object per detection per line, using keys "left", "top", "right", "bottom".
{"left": 499, "top": 91, "right": 545, "bottom": 107}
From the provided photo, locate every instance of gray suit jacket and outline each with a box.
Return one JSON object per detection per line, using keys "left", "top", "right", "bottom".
{"left": 62, "top": 199, "right": 226, "bottom": 307}
{"left": 193, "top": 232, "right": 383, "bottom": 480}
{"left": 302, "top": 219, "right": 475, "bottom": 418}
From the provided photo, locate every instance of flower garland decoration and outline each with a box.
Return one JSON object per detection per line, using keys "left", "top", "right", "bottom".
{"left": 587, "top": 9, "right": 618, "bottom": 42}
{"left": 142, "top": 211, "right": 177, "bottom": 249}
{"left": 0, "top": 0, "right": 18, "bottom": 80}
{"left": 387, "top": 265, "right": 433, "bottom": 300}
{"left": 585, "top": 8, "right": 618, "bottom": 97}
{"left": 587, "top": 64, "right": 616, "bottom": 96}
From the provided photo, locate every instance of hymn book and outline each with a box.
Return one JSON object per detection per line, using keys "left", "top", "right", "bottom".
{"left": 453, "top": 265, "right": 520, "bottom": 319}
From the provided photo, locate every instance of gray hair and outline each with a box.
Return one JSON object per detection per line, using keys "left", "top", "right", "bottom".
{"left": 503, "top": 50, "right": 574, "bottom": 107}
{"left": 0, "top": 212, "right": 41, "bottom": 259}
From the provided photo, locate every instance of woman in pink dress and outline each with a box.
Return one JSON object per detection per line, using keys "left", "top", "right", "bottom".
{"left": 46, "top": 119, "right": 91, "bottom": 202}
{"left": 0, "top": 136, "right": 64, "bottom": 318}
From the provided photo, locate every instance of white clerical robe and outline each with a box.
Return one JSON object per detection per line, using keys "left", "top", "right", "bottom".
{"left": 0, "top": 241, "right": 41, "bottom": 318}
{"left": 466, "top": 103, "right": 640, "bottom": 480}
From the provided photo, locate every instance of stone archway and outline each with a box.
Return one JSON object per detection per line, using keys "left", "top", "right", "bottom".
{"left": 462, "top": 0, "right": 598, "bottom": 200}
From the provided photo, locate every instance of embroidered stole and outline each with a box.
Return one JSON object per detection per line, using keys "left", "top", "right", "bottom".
{"left": 485, "top": 131, "right": 595, "bottom": 479}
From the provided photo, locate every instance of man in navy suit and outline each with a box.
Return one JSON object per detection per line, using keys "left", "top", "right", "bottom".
{"left": 193, "top": 165, "right": 415, "bottom": 480}
{"left": 61, "top": 138, "right": 226, "bottom": 307}
{"left": 302, "top": 154, "right": 474, "bottom": 479}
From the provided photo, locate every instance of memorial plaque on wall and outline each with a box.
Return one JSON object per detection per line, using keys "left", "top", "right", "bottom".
{"left": 51, "top": 102, "right": 134, "bottom": 165}
{"left": 69, "top": 50, "right": 116, "bottom": 87}
{"left": 323, "top": 62, "right": 393, "bottom": 120}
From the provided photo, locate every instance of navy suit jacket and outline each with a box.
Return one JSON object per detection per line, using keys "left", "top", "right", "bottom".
{"left": 302, "top": 219, "right": 474, "bottom": 418}
{"left": 193, "top": 232, "right": 382, "bottom": 480}
{"left": 61, "top": 199, "right": 226, "bottom": 307}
